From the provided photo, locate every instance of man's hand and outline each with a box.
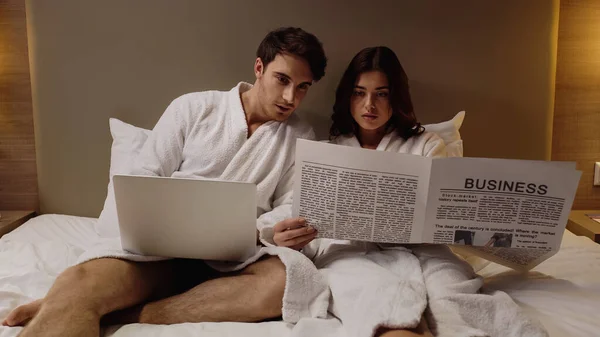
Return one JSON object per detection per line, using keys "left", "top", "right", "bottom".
{"left": 273, "top": 218, "right": 317, "bottom": 250}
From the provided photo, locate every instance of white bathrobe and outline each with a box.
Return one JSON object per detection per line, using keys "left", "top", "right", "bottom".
{"left": 297, "top": 131, "right": 442, "bottom": 337}
{"left": 301, "top": 131, "right": 548, "bottom": 337}
{"left": 78, "top": 82, "right": 330, "bottom": 322}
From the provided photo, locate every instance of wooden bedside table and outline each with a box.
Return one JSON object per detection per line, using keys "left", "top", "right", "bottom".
{"left": 0, "top": 210, "right": 36, "bottom": 238}
{"left": 567, "top": 210, "right": 600, "bottom": 243}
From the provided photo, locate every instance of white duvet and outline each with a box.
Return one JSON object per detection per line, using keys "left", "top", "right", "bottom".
{"left": 1, "top": 214, "right": 599, "bottom": 337}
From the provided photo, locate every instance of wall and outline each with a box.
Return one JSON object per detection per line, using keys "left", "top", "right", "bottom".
{"left": 0, "top": 0, "right": 38, "bottom": 211}
{"left": 552, "top": 0, "right": 600, "bottom": 210}
{"left": 25, "top": 0, "right": 559, "bottom": 217}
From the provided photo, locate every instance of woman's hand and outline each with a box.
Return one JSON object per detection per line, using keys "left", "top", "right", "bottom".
{"left": 273, "top": 217, "right": 318, "bottom": 250}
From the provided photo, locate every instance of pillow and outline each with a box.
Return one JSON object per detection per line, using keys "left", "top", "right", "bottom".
{"left": 423, "top": 111, "right": 465, "bottom": 158}
{"left": 423, "top": 112, "right": 490, "bottom": 271}
{"left": 96, "top": 118, "right": 151, "bottom": 237}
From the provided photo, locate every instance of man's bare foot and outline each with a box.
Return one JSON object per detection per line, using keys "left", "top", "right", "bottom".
{"left": 17, "top": 303, "right": 101, "bottom": 337}
{"left": 2, "top": 299, "right": 43, "bottom": 327}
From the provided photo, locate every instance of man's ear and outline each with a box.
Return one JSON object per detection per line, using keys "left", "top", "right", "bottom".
{"left": 254, "top": 57, "right": 264, "bottom": 79}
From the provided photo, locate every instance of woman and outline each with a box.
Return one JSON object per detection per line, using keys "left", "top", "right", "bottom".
{"left": 318, "top": 46, "right": 444, "bottom": 337}
{"left": 289, "top": 47, "right": 546, "bottom": 337}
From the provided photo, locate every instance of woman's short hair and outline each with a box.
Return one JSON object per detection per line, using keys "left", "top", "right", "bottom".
{"left": 330, "top": 46, "right": 423, "bottom": 139}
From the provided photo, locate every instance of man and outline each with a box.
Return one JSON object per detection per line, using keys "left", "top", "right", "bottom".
{"left": 3, "top": 27, "right": 326, "bottom": 337}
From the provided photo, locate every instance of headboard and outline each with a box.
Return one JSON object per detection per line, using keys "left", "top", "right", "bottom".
{"left": 25, "top": 0, "right": 559, "bottom": 217}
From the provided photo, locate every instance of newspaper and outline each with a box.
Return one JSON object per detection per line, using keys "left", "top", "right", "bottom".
{"left": 292, "top": 139, "right": 582, "bottom": 271}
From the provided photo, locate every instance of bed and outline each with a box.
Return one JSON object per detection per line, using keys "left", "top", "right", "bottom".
{"left": 1, "top": 214, "right": 599, "bottom": 337}
{"left": 5, "top": 2, "right": 598, "bottom": 336}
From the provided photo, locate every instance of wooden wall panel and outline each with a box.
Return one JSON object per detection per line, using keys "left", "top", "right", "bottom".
{"left": 0, "top": 0, "right": 38, "bottom": 210}
{"left": 552, "top": 0, "right": 600, "bottom": 210}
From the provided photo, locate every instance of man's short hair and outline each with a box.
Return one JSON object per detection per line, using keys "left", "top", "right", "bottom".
{"left": 256, "top": 27, "right": 327, "bottom": 82}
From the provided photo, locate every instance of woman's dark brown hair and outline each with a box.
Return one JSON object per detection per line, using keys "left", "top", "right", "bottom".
{"left": 330, "top": 46, "right": 423, "bottom": 139}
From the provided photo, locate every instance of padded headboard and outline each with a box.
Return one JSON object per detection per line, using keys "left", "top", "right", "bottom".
{"left": 26, "top": 0, "right": 559, "bottom": 217}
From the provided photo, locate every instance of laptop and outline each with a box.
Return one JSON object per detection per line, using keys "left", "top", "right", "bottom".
{"left": 112, "top": 174, "right": 258, "bottom": 262}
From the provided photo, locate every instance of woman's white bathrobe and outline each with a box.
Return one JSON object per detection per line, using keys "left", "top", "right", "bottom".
{"left": 78, "top": 82, "right": 330, "bottom": 322}
{"left": 300, "top": 131, "right": 548, "bottom": 337}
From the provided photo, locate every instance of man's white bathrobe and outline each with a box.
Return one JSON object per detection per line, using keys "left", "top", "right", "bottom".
{"left": 78, "top": 82, "right": 330, "bottom": 322}
{"left": 298, "top": 131, "right": 548, "bottom": 337}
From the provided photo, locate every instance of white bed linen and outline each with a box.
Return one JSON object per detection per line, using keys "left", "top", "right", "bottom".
{"left": 1, "top": 214, "right": 599, "bottom": 337}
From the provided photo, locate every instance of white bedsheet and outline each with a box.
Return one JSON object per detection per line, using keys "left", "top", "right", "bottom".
{"left": 1, "top": 214, "right": 599, "bottom": 337}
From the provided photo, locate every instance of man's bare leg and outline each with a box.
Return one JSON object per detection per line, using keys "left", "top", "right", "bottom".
{"left": 104, "top": 256, "right": 286, "bottom": 325}
{"left": 5, "top": 258, "right": 176, "bottom": 337}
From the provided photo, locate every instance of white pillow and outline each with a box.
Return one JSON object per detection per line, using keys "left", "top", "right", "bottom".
{"left": 423, "top": 111, "right": 465, "bottom": 157}
{"left": 423, "top": 112, "right": 490, "bottom": 271}
{"left": 96, "top": 118, "right": 151, "bottom": 237}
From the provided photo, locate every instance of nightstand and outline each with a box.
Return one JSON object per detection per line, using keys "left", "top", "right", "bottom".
{"left": 566, "top": 210, "right": 600, "bottom": 244}
{"left": 0, "top": 210, "right": 36, "bottom": 238}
